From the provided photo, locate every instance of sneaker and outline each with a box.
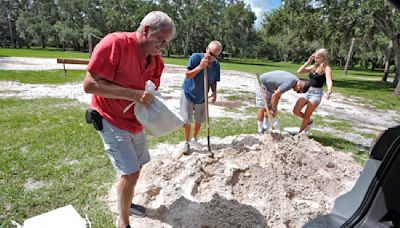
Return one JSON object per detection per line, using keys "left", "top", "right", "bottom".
{"left": 257, "top": 129, "right": 265, "bottom": 135}
{"left": 181, "top": 142, "right": 191, "bottom": 155}
{"left": 116, "top": 217, "right": 131, "bottom": 228}
{"left": 190, "top": 138, "right": 203, "bottom": 150}
{"left": 130, "top": 204, "right": 146, "bottom": 217}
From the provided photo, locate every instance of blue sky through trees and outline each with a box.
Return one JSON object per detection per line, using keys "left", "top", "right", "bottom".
{"left": 244, "top": 0, "right": 282, "bottom": 28}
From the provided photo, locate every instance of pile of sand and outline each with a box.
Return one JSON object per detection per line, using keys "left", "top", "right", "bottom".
{"left": 106, "top": 133, "right": 362, "bottom": 227}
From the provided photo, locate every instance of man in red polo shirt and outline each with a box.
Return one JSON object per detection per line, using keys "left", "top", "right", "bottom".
{"left": 83, "top": 11, "right": 175, "bottom": 228}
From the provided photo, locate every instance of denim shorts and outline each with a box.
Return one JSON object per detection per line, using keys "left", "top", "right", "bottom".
{"left": 179, "top": 91, "right": 206, "bottom": 124}
{"left": 255, "top": 84, "right": 272, "bottom": 109}
{"left": 304, "top": 87, "right": 323, "bottom": 104}
{"left": 98, "top": 118, "right": 150, "bottom": 175}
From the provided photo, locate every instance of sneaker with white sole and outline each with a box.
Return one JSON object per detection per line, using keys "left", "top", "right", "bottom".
{"left": 130, "top": 203, "right": 146, "bottom": 217}
{"left": 181, "top": 142, "right": 191, "bottom": 155}
{"left": 190, "top": 138, "right": 203, "bottom": 150}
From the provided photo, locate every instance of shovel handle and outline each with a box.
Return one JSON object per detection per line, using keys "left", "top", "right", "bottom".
{"left": 204, "top": 67, "right": 213, "bottom": 154}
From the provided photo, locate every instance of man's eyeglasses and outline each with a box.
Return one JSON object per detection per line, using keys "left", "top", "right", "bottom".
{"left": 207, "top": 47, "right": 219, "bottom": 58}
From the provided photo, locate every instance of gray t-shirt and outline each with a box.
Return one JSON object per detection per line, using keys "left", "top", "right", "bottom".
{"left": 260, "top": 70, "right": 298, "bottom": 93}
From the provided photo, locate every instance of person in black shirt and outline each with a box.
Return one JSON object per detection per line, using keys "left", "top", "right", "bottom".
{"left": 293, "top": 48, "right": 333, "bottom": 133}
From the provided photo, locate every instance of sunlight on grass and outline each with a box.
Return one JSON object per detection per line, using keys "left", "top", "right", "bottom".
{"left": 0, "top": 98, "right": 115, "bottom": 227}
{"left": 0, "top": 69, "right": 85, "bottom": 84}
{"left": 0, "top": 47, "right": 89, "bottom": 59}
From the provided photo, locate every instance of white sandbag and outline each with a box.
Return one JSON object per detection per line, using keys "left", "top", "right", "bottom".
{"left": 135, "top": 96, "right": 183, "bottom": 136}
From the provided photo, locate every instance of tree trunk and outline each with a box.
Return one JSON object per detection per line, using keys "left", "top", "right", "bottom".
{"left": 181, "top": 21, "right": 194, "bottom": 57}
{"left": 393, "top": 40, "right": 400, "bottom": 96}
{"left": 7, "top": 12, "right": 15, "bottom": 48}
{"left": 88, "top": 34, "right": 93, "bottom": 57}
{"left": 383, "top": 56, "right": 390, "bottom": 82}
{"left": 41, "top": 34, "right": 45, "bottom": 49}
{"left": 344, "top": 37, "right": 356, "bottom": 74}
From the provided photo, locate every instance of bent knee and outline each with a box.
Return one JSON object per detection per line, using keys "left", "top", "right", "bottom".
{"left": 122, "top": 171, "right": 140, "bottom": 183}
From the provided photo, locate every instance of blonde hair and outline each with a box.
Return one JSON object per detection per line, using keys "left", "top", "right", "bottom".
{"left": 312, "top": 48, "right": 329, "bottom": 74}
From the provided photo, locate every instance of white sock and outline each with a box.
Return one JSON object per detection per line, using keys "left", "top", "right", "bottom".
{"left": 272, "top": 118, "right": 280, "bottom": 130}
{"left": 257, "top": 120, "right": 263, "bottom": 132}
{"left": 263, "top": 117, "right": 269, "bottom": 129}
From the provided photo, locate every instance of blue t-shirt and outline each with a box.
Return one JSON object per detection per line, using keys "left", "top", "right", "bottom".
{"left": 182, "top": 53, "right": 220, "bottom": 104}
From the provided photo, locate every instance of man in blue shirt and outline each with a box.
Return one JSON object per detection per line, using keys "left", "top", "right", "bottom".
{"left": 179, "top": 40, "right": 222, "bottom": 155}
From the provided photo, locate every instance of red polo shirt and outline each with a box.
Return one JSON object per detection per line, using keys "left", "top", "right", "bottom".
{"left": 87, "top": 32, "right": 164, "bottom": 134}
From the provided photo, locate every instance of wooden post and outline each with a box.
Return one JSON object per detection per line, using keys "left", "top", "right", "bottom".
{"left": 88, "top": 34, "right": 93, "bottom": 57}
{"left": 344, "top": 37, "right": 356, "bottom": 74}
{"left": 7, "top": 11, "right": 15, "bottom": 48}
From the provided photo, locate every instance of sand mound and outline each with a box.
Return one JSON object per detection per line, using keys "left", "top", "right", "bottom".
{"left": 106, "top": 133, "right": 362, "bottom": 227}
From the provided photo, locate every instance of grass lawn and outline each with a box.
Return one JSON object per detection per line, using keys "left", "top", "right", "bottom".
{"left": 0, "top": 47, "right": 89, "bottom": 59}
{"left": 0, "top": 70, "right": 85, "bottom": 84}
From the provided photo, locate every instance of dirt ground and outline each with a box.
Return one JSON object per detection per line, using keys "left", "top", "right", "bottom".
{"left": 1, "top": 57, "right": 398, "bottom": 227}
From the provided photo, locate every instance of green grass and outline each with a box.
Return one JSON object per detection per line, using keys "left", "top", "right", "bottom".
{"left": 0, "top": 70, "right": 86, "bottom": 84}
{"left": 319, "top": 117, "right": 354, "bottom": 132}
{"left": 0, "top": 47, "right": 89, "bottom": 59}
{"left": 360, "top": 132, "right": 378, "bottom": 139}
{"left": 0, "top": 98, "right": 115, "bottom": 227}
{"left": 329, "top": 69, "right": 399, "bottom": 110}
{"left": 309, "top": 131, "right": 369, "bottom": 164}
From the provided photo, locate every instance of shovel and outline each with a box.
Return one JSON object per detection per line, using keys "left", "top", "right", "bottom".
{"left": 256, "top": 73, "right": 273, "bottom": 131}
{"left": 204, "top": 66, "right": 214, "bottom": 158}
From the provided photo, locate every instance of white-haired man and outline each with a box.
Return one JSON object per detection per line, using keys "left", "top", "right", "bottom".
{"left": 83, "top": 11, "right": 176, "bottom": 228}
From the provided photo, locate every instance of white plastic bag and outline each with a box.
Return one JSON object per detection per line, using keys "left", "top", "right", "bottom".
{"left": 134, "top": 96, "right": 183, "bottom": 136}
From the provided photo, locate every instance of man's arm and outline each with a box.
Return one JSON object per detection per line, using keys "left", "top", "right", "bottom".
{"left": 270, "top": 89, "right": 282, "bottom": 117}
{"left": 83, "top": 71, "right": 154, "bottom": 105}
{"left": 185, "top": 55, "right": 210, "bottom": 79}
{"left": 210, "top": 82, "right": 217, "bottom": 103}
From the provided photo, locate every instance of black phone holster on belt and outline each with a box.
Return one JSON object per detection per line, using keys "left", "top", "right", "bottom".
{"left": 85, "top": 109, "right": 103, "bottom": 131}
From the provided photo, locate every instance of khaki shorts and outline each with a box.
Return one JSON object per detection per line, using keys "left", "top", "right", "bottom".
{"left": 179, "top": 91, "right": 206, "bottom": 124}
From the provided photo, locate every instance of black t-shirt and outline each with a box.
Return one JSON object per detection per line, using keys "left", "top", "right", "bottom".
{"left": 309, "top": 72, "right": 326, "bottom": 88}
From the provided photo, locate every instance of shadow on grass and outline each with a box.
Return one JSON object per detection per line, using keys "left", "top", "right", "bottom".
{"left": 333, "top": 79, "right": 394, "bottom": 92}
{"left": 309, "top": 133, "right": 370, "bottom": 154}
